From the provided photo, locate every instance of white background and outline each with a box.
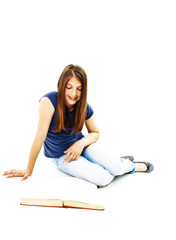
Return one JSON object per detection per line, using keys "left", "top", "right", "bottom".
{"left": 0, "top": 0, "right": 176, "bottom": 239}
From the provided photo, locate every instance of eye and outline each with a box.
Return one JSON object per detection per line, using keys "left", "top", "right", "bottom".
{"left": 78, "top": 87, "right": 82, "bottom": 91}
{"left": 66, "top": 85, "right": 72, "bottom": 89}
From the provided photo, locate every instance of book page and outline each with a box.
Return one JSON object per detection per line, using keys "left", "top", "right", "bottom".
{"left": 21, "top": 198, "right": 63, "bottom": 207}
{"left": 63, "top": 200, "right": 104, "bottom": 210}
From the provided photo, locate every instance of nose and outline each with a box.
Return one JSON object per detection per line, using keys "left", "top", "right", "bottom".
{"left": 72, "top": 88, "right": 78, "bottom": 96}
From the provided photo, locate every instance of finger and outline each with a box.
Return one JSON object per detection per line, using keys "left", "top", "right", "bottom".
{"left": 3, "top": 170, "right": 13, "bottom": 175}
{"left": 64, "top": 148, "right": 70, "bottom": 155}
{"left": 21, "top": 174, "right": 28, "bottom": 181}
{"left": 64, "top": 152, "right": 72, "bottom": 161}
{"left": 5, "top": 174, "right": 14, "bottom": 178}
{"left": 67, "top": 154, "right": 74, "bottom": 162}
{"left": 73, "top": 155, "right": 79, "bottom": 160}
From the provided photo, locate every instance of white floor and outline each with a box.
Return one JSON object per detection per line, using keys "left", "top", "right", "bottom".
{"left": 1, "top": 1, "right": 175, "bottom": 239}
{"left": 1, "top": 152, "right": 175, "bottom": 240}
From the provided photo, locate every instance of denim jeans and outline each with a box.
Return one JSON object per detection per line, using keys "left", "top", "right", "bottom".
{"left": 53, "top": 143, "right": 136, "bottom": 187}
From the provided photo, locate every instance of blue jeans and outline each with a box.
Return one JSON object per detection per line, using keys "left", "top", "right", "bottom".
{"left": 53, "top": 143, "right": 136, "bottom": 187}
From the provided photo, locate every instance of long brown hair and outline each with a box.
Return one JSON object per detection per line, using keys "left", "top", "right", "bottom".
{"left": 54, "top": 64, "right": 88, "bottom": 134}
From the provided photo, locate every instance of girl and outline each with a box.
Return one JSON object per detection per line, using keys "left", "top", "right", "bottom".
{"left": 3, "top": 64, "right": 154, "bottom": 187}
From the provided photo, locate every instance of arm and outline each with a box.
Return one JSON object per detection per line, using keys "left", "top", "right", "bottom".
{"left": 64, "top": 114, "right": 100, "bottom": 162}
{"left": 26, "top": 97, "right": 55, "bottom": 176}
{"left": 3, "top": 97, "right": 55, "bottom": 180}
{"left": 81, "top": 114, "right": 100, "bottom": 147}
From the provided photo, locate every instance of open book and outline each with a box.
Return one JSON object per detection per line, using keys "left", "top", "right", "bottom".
{"left": 20, "top": 176, "right": 104, "bottom": 211}
{"left": 20, "top": 198, "right": 104, "bottom": 210}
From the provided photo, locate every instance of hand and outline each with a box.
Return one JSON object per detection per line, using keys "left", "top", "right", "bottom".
{"left": 3, "top": 169, "right": 31, "bottom": 181}
{"left": 64, "top": 140, "right": 84, "bottom": 162}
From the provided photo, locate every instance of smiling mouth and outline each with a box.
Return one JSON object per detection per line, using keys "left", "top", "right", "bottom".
{"left": 68, "top": 96, "right": 78, "bottom": 101}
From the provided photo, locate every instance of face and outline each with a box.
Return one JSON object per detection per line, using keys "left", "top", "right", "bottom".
{"left": 65, "top": 76, "right": 82, "bottom": 110}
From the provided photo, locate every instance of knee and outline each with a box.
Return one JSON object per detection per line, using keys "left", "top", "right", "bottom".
{"left": 94, "top": 171, "right": 114, "bottom": 187}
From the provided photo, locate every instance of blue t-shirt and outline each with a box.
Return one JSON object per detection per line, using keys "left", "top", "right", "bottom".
{"left": 40, "top": 91, "right": 94, "bottom": 158}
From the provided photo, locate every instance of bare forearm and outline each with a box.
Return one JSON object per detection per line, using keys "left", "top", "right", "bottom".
{"left": 26, "top": 134, "right": 45, "bottom": 174}
{"left": 80, "top": 132, "right": 100, "bottom": 148}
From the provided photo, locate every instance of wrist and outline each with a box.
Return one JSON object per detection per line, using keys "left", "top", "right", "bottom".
{"left": 79, "top": 138, "right": 87, "bottom": 148}
{"left": 26, "top": 168, "right": 32, "bottom": 176}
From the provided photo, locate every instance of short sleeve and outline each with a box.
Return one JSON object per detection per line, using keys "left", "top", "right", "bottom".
{"left": 86, "top": 103, "right": 94, "bottom": 120}
{"left": 40, "top": 91, "right": 57, "bottom": 110}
